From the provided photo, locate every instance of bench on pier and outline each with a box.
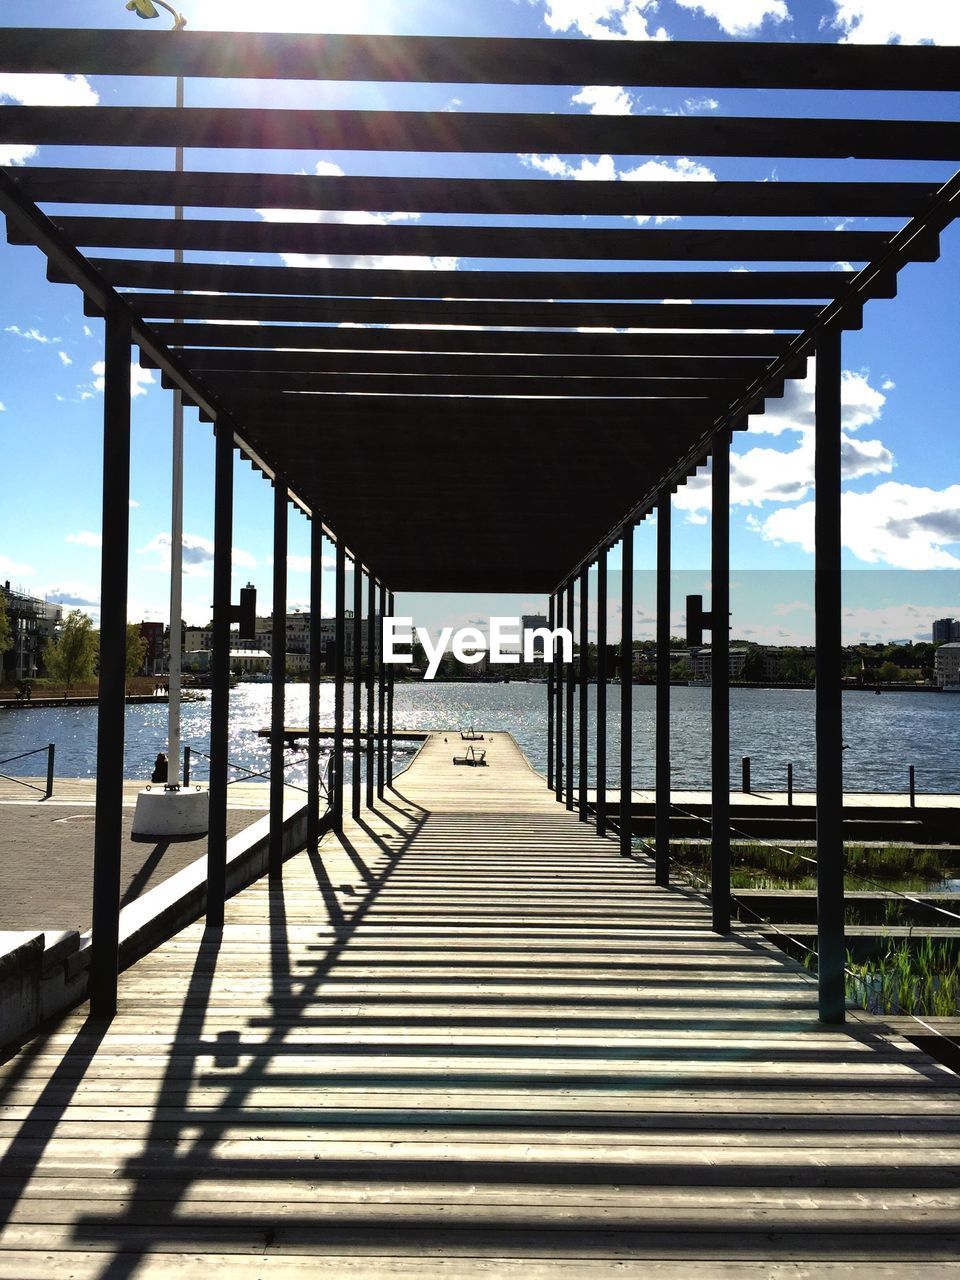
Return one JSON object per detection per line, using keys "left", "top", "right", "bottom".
{"left": 460, "top": 727, "right": 484, "bottom": 740}
{"left": 453, "top": 745, "right": 487, "bottom": 766}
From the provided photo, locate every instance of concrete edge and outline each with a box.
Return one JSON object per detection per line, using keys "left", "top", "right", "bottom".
{"left": 0, "top": 802, "right": 321, "bottom": 1054}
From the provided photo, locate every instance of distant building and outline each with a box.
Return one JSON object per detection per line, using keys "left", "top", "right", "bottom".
{"left": 933, "top": 618, "right": 960, "bottom": 643}
{"left": 138, "top": 621, "right": 165, "bottom": 674}
{"left": 190, "top": 609, "right": 379, "bottom": 674}
{"left": 689, "top": 647, "right": 749, "bottom": 682}
{"left": 183, "top": 649, "right": 270, "bottom": 675}
{"left": 934, "top": 642, "right": 960, "bottom": 688}
{"left": 521, "top": 613, "right": 550, "bottom": 661}
{"left": 1, "top": 581, "right": 62, "bottom": 682}
{"left": 183, "top": 626, "right": 212, "bottom": 653}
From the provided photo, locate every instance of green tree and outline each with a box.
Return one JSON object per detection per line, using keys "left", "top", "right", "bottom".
{"left": 45, "top": 610, "right": 99, "bottom": 686}
{"left": 740, "top": 646, "right": 765, "bottom": 681}
{"left": 0, "top": 592, "right": 11, "bottom": 660}
{"left": 125, "top": 623, "right": 148, "bottom": 679}
{"left": 877, "top": 660, "right": 901, "bottom": 683}
{"left": 670, "top": 657, "right": 692, "bottom": 681}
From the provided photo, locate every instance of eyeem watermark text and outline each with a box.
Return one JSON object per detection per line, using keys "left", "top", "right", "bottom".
{"left": 384, "top": 617, "right": 572, "bottom": 680}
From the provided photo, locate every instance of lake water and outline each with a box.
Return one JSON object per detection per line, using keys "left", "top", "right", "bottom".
{"left": 2, "top": 683, "right": 960, "bottom": 795}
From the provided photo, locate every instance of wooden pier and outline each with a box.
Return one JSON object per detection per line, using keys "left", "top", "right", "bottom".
{"left": 0, "top": 732, "right": 958, "bottom": 1275}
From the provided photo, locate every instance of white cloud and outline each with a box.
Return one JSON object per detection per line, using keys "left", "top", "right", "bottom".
{"left": 0, "top": 74, "right": 98, "bottom": 107}
{"left": 65, "top": 531, "right": 102, "bottom": 549}
{"left": 571, "top": 85, "right": 636, "bottom": 115}
{"left": 537, "top": 0, "right": 669, "bottom": 39}
{"left": 673, "top": 364, "right": 893, "bottom": 524}
{"left": 754, "top": 484, "right": 960, "bottom": 569}
{"left": 286, "top": 554, "right": 311, "bottom": 572}
{"left": 258, "top": 158, "right": 456, "bottom": 271}
{"left": 90, "top": 360, "right": 156, "bottom": 398}
{"left": 519, "top": 152, "right": 618, "bottom": 181}
{"left": 82, "top": 325, "right": 94, "bottom": 339}
{"left": 129, "top": 499, "right": 140, "bottom": 509}
{"left": 0, "top": 73, "right": 98, "bottom": 165}
{"left": 683, "top": 97, "right": 720, "bottom": 112}
{"left": 621, "top": 156, "right": 716, "bottom": 223}
{"left": 829, "top": 0, "right": 960, "bottom": 43}
{"left": 58, "top": 350, "right": 72, "bottom": 367}
{"left": 675, "top": 0, "right": 789, "bottom": 35}
{"left": 0, "top": 553, "right": 36, "bottom": 578}
{"left": 139, "top": 532, "right": 257, "bottom": 574}
{"left": 517, "top": 153, "right": 715, "bottom": 223}
{"left": 0, "top": 402, "right": 5, "bottom": 412}
{"left": 5, "top": 325, "right": 60, "bottom": 344}
{"left": 620, "top": 157, "right": 717, "bottom": 184}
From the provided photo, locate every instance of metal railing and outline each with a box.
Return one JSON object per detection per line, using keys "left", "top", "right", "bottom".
{"left": 0, "top": 743, "right": 55, "bottom": 797}
{"left": 183, "top": 744, "right": 330, "bottom": 801}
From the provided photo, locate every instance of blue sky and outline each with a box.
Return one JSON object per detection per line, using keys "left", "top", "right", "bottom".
{"left": 1, "top": 0, "right": 959, "bottom": 645}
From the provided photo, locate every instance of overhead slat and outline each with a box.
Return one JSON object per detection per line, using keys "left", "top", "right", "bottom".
{"left": 50, "top": 259, "right": 886, "bottom": 301}
{"left": 14, "top": 169, "right": 939, "bottom": 218}
{"left": 109, "top": 292, "right": 821, "bottom": 329}
{"left": 149, "top": 324, "right": 798, "bottom": 357}
{"left": 3, "top": 106, "right": 960, "bottom": 160}
{"left": 148, "top": 350, "right": 793, "bottom": 378}
{"left": 25, "top": 216, "right": 907, "bottom": 265}
{"left": 3, "top": 29, "right": 960, "bottom": 92}
{"left": 173, "top": 371, "right": 776, "bottom": 399}
{"left": 225, "top": 394, "right": 725, "bottom": 422}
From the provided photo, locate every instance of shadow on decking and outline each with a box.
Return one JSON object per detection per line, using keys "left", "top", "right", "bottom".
{"left": 1, "top": 789, "right": 958, "bottom": 1270}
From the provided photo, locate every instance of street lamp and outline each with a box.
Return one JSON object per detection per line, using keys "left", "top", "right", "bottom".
{"left": 126, "top": 1, "right": 210, "bottom": 838}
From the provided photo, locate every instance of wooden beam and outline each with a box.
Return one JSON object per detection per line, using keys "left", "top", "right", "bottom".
{"left": 30, "top": 214, "right": 911, "bottom": 265}
{"left": 225, "top": 394, "right": 722, "bottom": 422}
{"left": 156, "top": 349, "right": 792, "bottom": 379}
{"left": 151, "top": 323, "right": 798, "bottom": 358}
{"left": 107, "top": 288, "right": 825, "bottom": 328}
{"left": 18, "top": 167, "right": 937, "bottom": 219}
{"left": 4, "top": 30, "right": 960, "bottom": 91}
{"left": 55, "top": 258, "right": 885, "bottom": 301}
{"left": 175, "top": 371, "right": 782, "bottom": 400}
{"left": 3, "top": 106, "right": 959, "bottom": 160}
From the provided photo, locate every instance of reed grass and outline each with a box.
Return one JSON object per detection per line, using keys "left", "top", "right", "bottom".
{"left": 846, "top": 938, "right": 960, "bottom": 1018}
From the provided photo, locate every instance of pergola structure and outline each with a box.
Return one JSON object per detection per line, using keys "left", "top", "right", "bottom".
{"left": 1, "top": 28, "right": 958, "bottom": 1025}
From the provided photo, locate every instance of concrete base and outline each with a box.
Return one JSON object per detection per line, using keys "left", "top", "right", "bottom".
{"left": 131, "top": 786, "right": 209, "bottom": 838}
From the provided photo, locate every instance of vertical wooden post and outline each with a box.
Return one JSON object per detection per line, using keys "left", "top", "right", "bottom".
{"left": 655, "top": 491, "right": 671, "bottom": 887}
{"left": 620, "top": 526, "right": 634, "bottom": 858}
{"left": 547, "top": 593, "right": 555, "bottom": 792}
{"left": 596, "top": 554, "right": 607, "bottom": 837}
{"left": 578, "top": 566, "right": 589, "bottom": 821}
{"left": 352, "top": 562, "right": 363, "bottom": 821}
{"left": 386, "top": 591, "right": 396, "bottom": 788}
{"left": 816, "top": 324, "right": 846, "bottom": 1024}
{"left": 207, "top": 418, "right": 233, "bottom": 927}
{"left": 90, "top": 302, "right": 131, "bottom": 1020}
{"left": 269, "top": 477, "right": 288, "bottom": 879}
{"left": 332, "top": 542, "right": 346, "bottom": 832}
{"left": 711, "top": 435, "right": 731, "bottom": 933}
{"left": 555, "top": 586, "right": 564, "bottom": 803}
{"left": 366, "top": 573, "right": 376, "bottom": 811}
{"left": 377, "top": 584, "right": 387, "bottom": 798}
{"left": 307, "top": 516, "right": 323, "bottom": 850}
{"left": 565, "top": 583, "right": 575, "bottom": 811}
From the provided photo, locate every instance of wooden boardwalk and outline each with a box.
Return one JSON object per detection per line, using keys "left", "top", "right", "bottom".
{"left": 0, "top": 731, "right": 958, "bottom": 1276}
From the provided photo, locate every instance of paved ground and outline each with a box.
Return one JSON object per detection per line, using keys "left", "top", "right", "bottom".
{"left": 0, "top": 784, "right": 270, "bottom": 931}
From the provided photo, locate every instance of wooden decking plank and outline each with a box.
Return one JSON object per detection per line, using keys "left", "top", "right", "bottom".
{"left": 0, "top": 729, "right": 957, "bottom": 1274}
